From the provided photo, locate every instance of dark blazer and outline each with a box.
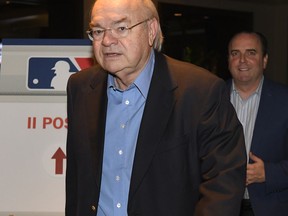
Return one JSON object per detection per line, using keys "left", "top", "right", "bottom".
{"left": 227, "top": 78, "right": 288, "bottom": 216}
{"left": 66, "top": 51, "right": 246, "bottom": 216}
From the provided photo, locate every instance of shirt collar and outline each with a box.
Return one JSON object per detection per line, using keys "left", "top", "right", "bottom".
{"left": 107, "top": 50, "right": 155, "bottom": 99}
{"left": 232, "top": 75, "right": 264, "bottom": 96}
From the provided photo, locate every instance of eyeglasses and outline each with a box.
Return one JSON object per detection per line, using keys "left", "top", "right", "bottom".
{"left": 86, "top": 18, "right": 150, "bottom": 41}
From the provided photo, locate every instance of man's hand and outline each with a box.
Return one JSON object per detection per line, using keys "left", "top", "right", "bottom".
{"left": 246, "top": 152, "right": 265, "bottom": 185}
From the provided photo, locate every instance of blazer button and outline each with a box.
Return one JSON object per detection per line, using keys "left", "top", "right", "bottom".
{"left": 91, "top": 205, "right": 96, "bottom": 212}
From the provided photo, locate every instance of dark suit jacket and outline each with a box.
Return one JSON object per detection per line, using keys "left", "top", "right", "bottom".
{"left": 227, "top": 78, "right": 288, "bottom": 216}
{"left": 66, "top": 51, "right": 246, "bottom": 216}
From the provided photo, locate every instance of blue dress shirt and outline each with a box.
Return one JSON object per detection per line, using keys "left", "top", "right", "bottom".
{"left": 97, "top": 51, "right": 155, "bottom": 216}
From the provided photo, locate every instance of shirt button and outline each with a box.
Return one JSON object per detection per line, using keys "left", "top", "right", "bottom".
{"left": 116, "top": 175, "right": 120, "bottom": 181}
{"left": 117, "top": 203, "right": 121, "bottom": 208}
{"left": 125, "top": 100, "right": 129, "bottom": 105}
{"left": 120, "top": 124, "right": 125, "bottom": 129}
{"left": 118, "top": 150, "right": 123, "bottom": 155}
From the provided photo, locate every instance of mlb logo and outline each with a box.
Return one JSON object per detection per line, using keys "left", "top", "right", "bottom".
{"left": 27, "top": 57, "right": 94, "bottom": 91}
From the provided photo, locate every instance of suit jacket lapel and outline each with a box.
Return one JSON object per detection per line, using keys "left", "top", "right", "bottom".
{"left": 128, "top": 52, "right": 177, "bottom": 202}
{"left": 227, "top": 78, "right": 274, "bottom": 154}
{"left": 86, "top": 67, "right": 108, "bottom": 187}
{"left": 251, "top": 79, "right": 273, "bottom": 152}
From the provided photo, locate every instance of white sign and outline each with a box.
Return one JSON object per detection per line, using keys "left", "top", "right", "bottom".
{"left": 0, "top": 102, "right": 66, "bottom": 215}
{"left": 0, "top": 39, "right": 94, "bottom": 216}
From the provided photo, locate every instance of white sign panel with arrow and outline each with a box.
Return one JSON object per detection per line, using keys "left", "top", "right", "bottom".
{"left": 0, "top": 39, "right": 93, "bottom": 216}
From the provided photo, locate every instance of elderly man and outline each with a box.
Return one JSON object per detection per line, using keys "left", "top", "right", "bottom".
{"left": 65, "top": 0, "right": 247, "bottom": 215}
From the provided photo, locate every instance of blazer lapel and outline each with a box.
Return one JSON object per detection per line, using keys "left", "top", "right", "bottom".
{"left": 251, "top": 79, "right": 273, "bottom": 153}
{"left": 86, "top": 67, "right": 108, "bottom": 187}
{"left": 128, "top": 53, "right": 177, "bottom": 202}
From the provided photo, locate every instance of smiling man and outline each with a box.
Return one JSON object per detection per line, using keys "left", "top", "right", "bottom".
{"left": 227, "top": 31, "right": 288, "bottom": 216}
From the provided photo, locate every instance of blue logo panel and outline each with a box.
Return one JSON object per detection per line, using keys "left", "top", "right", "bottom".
{"left": 27, "top": 57, "right": 79, "bottom": 90}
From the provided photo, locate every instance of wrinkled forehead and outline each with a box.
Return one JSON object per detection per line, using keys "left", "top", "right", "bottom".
{"left": 91, "top": 0, "right": 142, "bottom": 25}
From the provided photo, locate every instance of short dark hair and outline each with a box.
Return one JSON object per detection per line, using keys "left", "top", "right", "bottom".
{"left": 229, "top": 31, "right": 268, "bottom": 56}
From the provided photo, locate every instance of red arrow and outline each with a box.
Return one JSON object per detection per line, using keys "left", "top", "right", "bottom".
{"left": 51, "top": 147, "right": 66, "bottom": 175}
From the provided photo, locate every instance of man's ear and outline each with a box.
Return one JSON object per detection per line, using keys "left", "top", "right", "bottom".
{"left": 148, "top": 18, "right": 158, "bottom": 47}
{"left": 263, "top": 54, "right": 268, "bottom": 69}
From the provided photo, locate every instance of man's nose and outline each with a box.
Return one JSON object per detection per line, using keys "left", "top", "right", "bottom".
{"left": 239, "top": 53, "right": 247, "bottom": 63}
{"left": 101, "top": 29, "right": 118, "bottom": 46}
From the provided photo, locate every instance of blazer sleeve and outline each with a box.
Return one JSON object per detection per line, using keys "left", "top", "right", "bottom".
{"left": 194, "top": 79, "right": 247, "bottom": 216}
{"left": 265, "top": 160, "right": 288, "bottom": 193}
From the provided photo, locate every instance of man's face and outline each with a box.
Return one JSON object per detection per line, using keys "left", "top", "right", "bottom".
{"left": 90, "top": 0, "right": 156, "bottom": 79}
{"left": 228, "top": 33, "right": 268, "bottom": 86}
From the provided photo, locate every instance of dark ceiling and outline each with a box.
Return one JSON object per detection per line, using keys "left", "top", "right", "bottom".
{"left": 0, "top": 0, "right": 287, "bottom": 40}
{"left": 228, "top": 0, "right": 288, "bottom": 4}
{"left": 0, "top": 0, "right": 48, "bottom": 38}
{"left": 0, "top": 0, "right": 47, "bottom": 19}
{"left": 0, "top": 0, "right": 84, "bottom": 39}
